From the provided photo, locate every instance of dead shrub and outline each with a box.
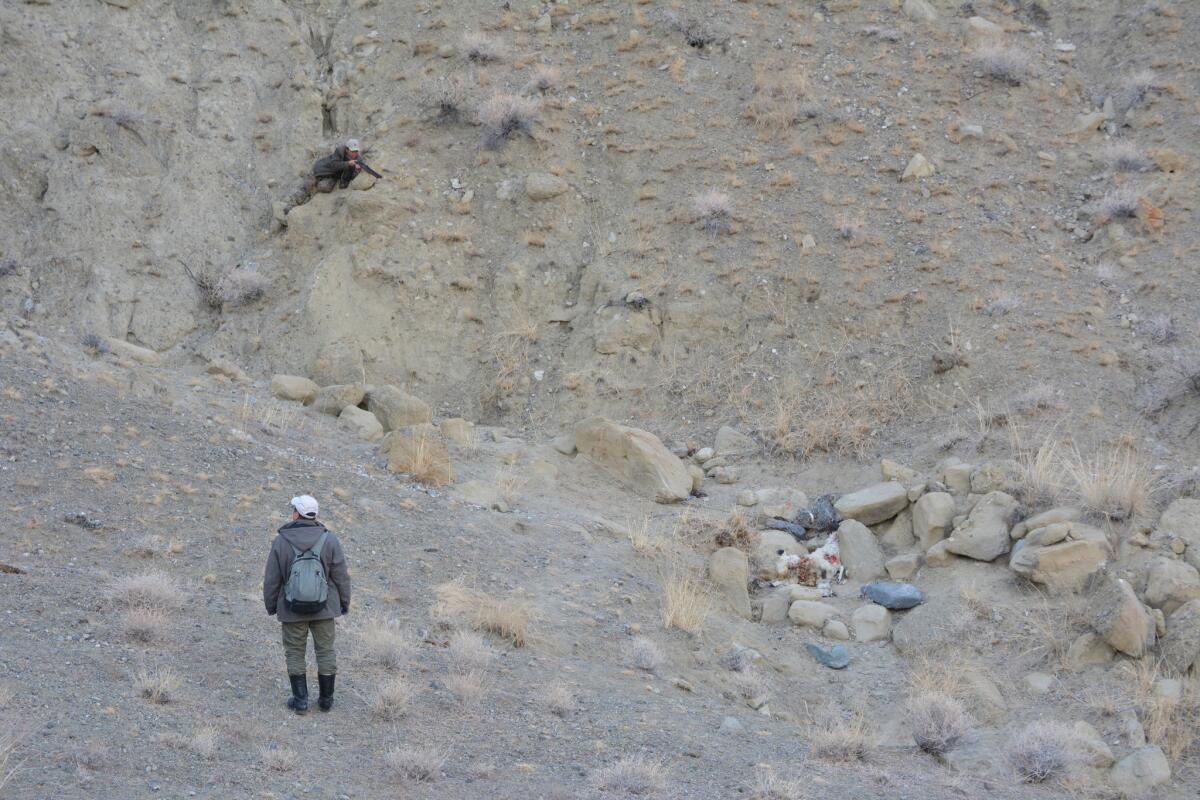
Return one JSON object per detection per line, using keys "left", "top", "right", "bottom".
{"left": 216, "top": 266, "right": 268, "bottom": 307}
{"left": 190, "top": 727, "right": 218, "bottom": 760}
{"left": 751, "top": 766, "right": 805, "bottom": 800}
{"left": 121, "top": 607, "right": 170, "bottom": 643}
{"left": 134, "top": 665, "right": 181, "bottom": 705}
{"left": 448, "top": 630, "right": 494, "bottom": 671}
{"left": 743, "top": 64, "right": 812, "bottom": 136}
{"left": 370, "top": 675, "right": 414, "bottom": 719}
{"left": 385, "top": 744, "right": 447, "bottom": 782}
{"left": 1062, "top": 442, "right": 1155, "bottom": 522}
{"left": 809, "top": 708, "right": 876, "bottom": 762}
{"left": 1091, "top": 186, "right": 1141, "bottom": 223}
{"left": 590, "top": 755, "right": 667, "bottom": 795}
{"left": 693, "top": 189, "right": 732, "bottom": 234}
{"left": 546, "top": 684, "right": 576, "bottom": 717}
{"left": 628, "top": 637, "right": 663, "bottom": 673}
{"left": 526, "top": 64, "right": 561, "bottom": 94}
{"left": 385, "top": 431, "right": 452, "bottom": 487}
{"left": 1104, "top": 142, "right": 1153, "bottom": 173}
{"left": 357, "top": 616, "right": 411, "bottom": 669}
{"left": 260, "top": 745, "right": 297, "bottom": 772}
{"left": 908, "top": 691, "right": 972, "bottom": 756}
{"left": 478, "top": 93, "right": 539, "bottom": 149}
{"left": 1007, "top": 721, "right": 1079, "bottom": 783}
{"left": 111, "top": 571, "right": 181, "bottom": 611}
{"left": 444, "top": 669, "right": 487, "bottom": 707}
{"left": 462, "top": 32, "right": 505, "bottom": 63}
{"left": 714, "top": 510, "right": 756, "bottom": 551}
{"left": 432, "top": 580, "right": 531, "bottom": 647}
{"left": 974, "top": 45, "right": 1028, "bottom": 85}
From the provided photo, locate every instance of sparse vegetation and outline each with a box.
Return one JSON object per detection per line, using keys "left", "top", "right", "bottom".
{"left": 974, "top": 45, "right": 1028, "bottom": 85}
{"left": 751, "top": 766, "right": 805, "bottom": 800}
{"left": 1092, "top": 186, "right": 1141, "bottom": 222}
{"left": 385, "top": 744, "right": 447, "bottom": 782}
{"left": 462, "top": 32, "right": 505, "bottom": 63}
{"left": 1062, "top": 442, "right": 1155, "bottom": 522}
{"left": 478, "top": 93, "right": 539, "bottom": 149}
{"left": 432, "top": 580, "right": 531, "bottom": 647}
{"left": 809, "top": 708, "right": 876, "bottom": 762}
{"left": 660, "top": 567, "right": 711, "bottom": 635}
{"left": 444, "top": 669, "right": 487, "bottom": 707}
{"left": 1007, "top": 721, "right": 1078, "bottom": 783}
{"left": 448, "top": 630, "right": 494, "bottom": 671}
{"left": 121, "top": 606, "right": 170, "bottom": 643}
{"left": 134, "top": 665, "right": 181, "bottom": 704}
{"left": 111, "top": 571, "right": 181, "bottom": 611}
{"left": 629, "top": 636, "right": 663, "bottom": 673}
{"left": 590, "top": 754, "right": 667, "bottom": 796}
{"left": 81, "top": 333, "right": 109, "bottom": 355}
{"left": 1104, "top": 142, "right": 1153, "bottom": 173}
{"left": 190, "top": 727, "right": 218, "bottom": 760}
{"left": 370, "top": 674, "right": 414, "bottom": 719}
{"left": 259, "top": 745, "right": 297, "bottom": 772}
{"left": 525, "top": 64, "right": 560, "bottom": 94}
{"left": 357, "top": 616, "right": 410, "bottom": 669}
{"left": 693, "top": 189, "right": 732, "bottom": 234}
{"left": 546, "top": 683, "right": 576, "bottom": 717}
{"left": 908, "top": 691, "right": 972, "bottom": 756}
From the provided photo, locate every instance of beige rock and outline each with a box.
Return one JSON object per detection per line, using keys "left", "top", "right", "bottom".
{"left": 879, "top": 507, "right": 915, "bottom": 550}
{"left": 1160, "top": 599, "right": 1200, "bottom": 674}
{"left": 1011, "top": 507, "right": 1081, "bottom": 540}
{"left": 530, "top": 460, "right": 558, "bottom": 482}
{"left": 712, "top": 467, "right": 738, "bottom": 485}
{"left": 525, "top": 172, "right": 568, "bottom": 200}
{"left": 337, "top": 405, "right": 383, "bottom": 441}
{"left": 1092, "top": 578, "right": 1156, "bottom": 657}
{"left": 1158, "top": 498, "right": 1200, "bottom": 571}
{"left": 886, "top": 553, "right": 921, "bottom": 581}
{"left": 440, "top": 417, "right": 476, "bottom": 446}
{"left": 942, "top": 463, "right": 974, "bottom": 495}
{"left": 365, "top": 385, "right": 432, "bottom": 431}
{"left": 925, "top": 539, "right": 955, "bottom": 566}
{"left": 709, "top": 547, "right": 751, "bottom": 620}
{"left": 714, "top": 425, "right": 757, "bottom": 458}
{"left": 966, "top": 16, "right": 1004, "bottom": 42}
{"left": 755, "top": 487, "right": 808, "bottom": 520}
{"left": 902, "top": 153, "right": 935, "bottom": 180}
{"left": 880, "top": 458, "right": 918, "bottom": 482}
{"left": 1109, "top": 747, "right": 1170, "bottom": 796}
{"left": 835, "top": 482, "right": 909, "bottom": 525}
{"left": 1066, "top": 632, "right": 1115, "bottom": 671}
{"left": 913, "top": 492, "right": 955, "bottom": 550}
{"left": 945, "top": 491, "right": 1019, "bottom": 562}
{"left": 788, "top": 600, "right": 838, "bottom": 629}
{"left": 271, "top": 374, "right": 319, "bottom": 403}
{"left": 206, "top": 358, "right": 248, "bottom": 382}
{"left": 1073, "top": 721, "right": 1114, "bottom": 768}
{"left": 310, "top": 341, "right": 363, "bottom": 387}
{"left": 308, "top": 384, "right": 365, "bottom": 416}
{"left": 687, "top": 464, "right": 705, "bottom": 494}
{"left": 753, "top": 531, "right": 806, "bottom": 579}
{"left": 851, "top": 604, "right": 890, "bottom": 642}
{"left": 574, "top": 417, "right": 691, "bottom": 503}
{"left": 736, "top": 490, "right": 757, "bottom": 507}
{"left": 1024, "top": 522, "right": 1072, "bottom": 548}
{"left": 823, "top": 619, "right": 850, "bottom": 641}
{"left": 1074, "top": 111, "right": 1108, "bottom": 137}
{"left": 552, "top": 433, "right": 577, "bottom": 455}
{"left": 962, "top": 670, "right": 1006, "bottom": 719}
{"left": 1024, "top": 672, "right": 1053, "bottom": 695}
{"left": 837, "top": 520, "right": 887, "bottom": 581}
{"left": 105, "top": 337, "right": 160, "bottom": 364}
{"left": 902, "top": 0, "right": 937, "bottom": 22}
{"left": 761, "top": 588, "right": 793, "bottom": 623}
{"left": 969, "top": 460, "right": 1022, "bottom": 495}
{"left": 1144, "top": 557, "right": 1200, "bottom": 614}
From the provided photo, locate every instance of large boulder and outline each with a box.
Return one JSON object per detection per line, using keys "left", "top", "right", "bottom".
{"left": 944, "top": 491, "right": 1020, "bottom": 562}
{"left": 834, "top": 482, "right": 909, "bottom": 526}
{"left": 308, "top": 384, "right": 365, "bottom": 416}
{"left": 337, "top": 405, "right": 383, "bottom": 441}
{"left": 525, "top": 172, "right": 569, "bottom": 200}
{"left": 714, "top": 425, "right": 757, "bottom": 458}
{"left": 1157, "top": 498, "right": 1200, "bottom": 571}
{"left": 271, "top": 374, "right": 319, "bottom": 403}
{"left": 912, "top": 492, "right": 955, "bottom": 550}
{"left": 788, "top": 600, "right": 838, "bottom": 629}
{"left": 1143, "top": 557, "right": 1200, "bottom": 614}
{"left": 709, "top": 548, "right": 751, "bottom": 620}
{"left": 1008, "top": 523, "right": 1111, "bottom": 592}
{"left": 365, "top": 385, "right": 432, "bottom": 431}
{"left": 851, "top": 604, "right": 891, "bottom": 642}
{"left": 1108, "top": 746, "right": 1170, "bottom": 796}
{"left": 573, "top": 417, "right": 690, "bottom": 503}
{"left": 310, "top": 341, "right": 363, "bottom": 387}
{"left": 1160, "top": 599, "right": 1200, "bottom": 674}
{"left": 1091, "top": 578, "right": 1156, "bottom": 658}
{"left": 837, "top": 520, "right": 886, "bottom": 581}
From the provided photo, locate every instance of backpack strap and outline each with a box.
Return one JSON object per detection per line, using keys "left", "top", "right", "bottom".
{"left": 308, "top": 530, "right": 329, "bottom": 561}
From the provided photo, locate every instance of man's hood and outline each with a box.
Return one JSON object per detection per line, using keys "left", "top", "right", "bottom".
{"left": 277, "top": 519, "right": 328, "bottom": 550}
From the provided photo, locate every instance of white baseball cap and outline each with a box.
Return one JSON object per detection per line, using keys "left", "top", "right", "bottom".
{"left": 290, "top": 495, "right": 319, "bottom": 519}
{"left": 345, "top": 138, "right": 360, "bottom": 151}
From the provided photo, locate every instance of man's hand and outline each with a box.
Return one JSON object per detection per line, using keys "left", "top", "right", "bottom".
{"left": 349, "top": 161, "right": 363, "bottom": 171}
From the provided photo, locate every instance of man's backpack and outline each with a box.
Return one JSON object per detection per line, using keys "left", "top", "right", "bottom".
{"left": 283, "top": 531, "right": 329, "bottom": 615}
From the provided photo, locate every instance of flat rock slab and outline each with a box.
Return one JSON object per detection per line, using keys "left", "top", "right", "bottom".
{"left": 860, "top": 581, "right": 924, "bottom": 610}
{"left": 835, "top": 482, "right": 908, "bottom": 525}
{"left": 806, "top": 643, "right": 849, "bottom": 669}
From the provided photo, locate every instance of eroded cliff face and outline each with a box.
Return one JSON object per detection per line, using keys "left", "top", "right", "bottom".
{"left": 4, "top": 0, "right": 1198, "bottom": 455}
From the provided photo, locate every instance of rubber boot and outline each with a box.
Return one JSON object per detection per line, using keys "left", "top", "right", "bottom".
{"left": 286, "top": 674, "right": 308, "bottom": 714}
{"left": 317, "top": 674, "right": 336, "bottom": 712}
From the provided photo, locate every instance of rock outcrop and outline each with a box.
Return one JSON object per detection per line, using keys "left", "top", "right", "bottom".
{"left": 573, "top": 417, "right": 690, "bottom": 503}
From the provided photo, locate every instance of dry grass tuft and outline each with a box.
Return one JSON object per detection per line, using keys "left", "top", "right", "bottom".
{"left": 1061, "top": 442, "right": 1156, "bottom": 522}
{"left": 526, "top": 64, "right": 561, "bottom": 94}
{"left": 0, "top": 732, "right": 19, "bottom": 794}
{"left": 809, "top": 708, "right": 876, "bottom": 762}
{"left": 629, "top": 637, "right": 664, "bottom": 673}
{"left": 660, "top": 566, "right": 711, "bottom": 635}
{"left": 743, "top": 64, "right": 812, "bottom": 137}
{"left": 693, "top": 189, "right": 732, "bottom": 234}
{"left": 751, "top": 766, "right": 805, "bottom": 800}
{"left": 908, "top": 691, "right": 972, "bottom": 756}
{"left": 134, "top": 665, "right": 181, "bottom": 705}
{"left": 478, "top": 93, "right": 540, "bottom": 149}
{"left": 432, "top": 580, "right": 531, "bottom": 647}
{"left": 1007, "top": 720, "right": 1079, "bottom": 783}
{"left": 714, "top": 510, "right": 756, "bottom": 551}
{"left": 1091, "top": 186, "right": 1141, "bottom": 223}
{"left": 385, "top": 744, "right": 447, "bottom": 782}
{"left": 974, "top": 45, "right": 1028, "bottom": 85}
{"left": 546, "top": 683, "right": 577, "bottom": 717}
{"left": 1104, "top": 142, "right": 1153, "bottom": 173}
{"left": 121, "top": 607, "right": 170, "bottom": 643}
{"left": 357, "top": 616, "right": 411, "bottom": 669}
{"left": 260, "top": 745, "right": 296, "bottom": 772}
{"left": 444, "top": 669, "right": 487, "bottom": 707}
{"left": 111, "top": 571, "right": 181, "bottom": 611}
{"left": 190, "top": 727, "right": 218, "bottom": 760}
{"left": 449, "top": 630, "right": 495, "bottom": 671}
{"left": 462, "top": 32, "right": 505, "bottom": 62}
{"left": 387, "top": 431, "right": 453, "bottom": 487}
{"left": 628, "top": 515, "right": 666, "bottom": 557}
{"left": 371, "top": 675, "right": 415, "bottom": 719}
{"left": 590, "top": 754, "right": 667, "bottom": 795}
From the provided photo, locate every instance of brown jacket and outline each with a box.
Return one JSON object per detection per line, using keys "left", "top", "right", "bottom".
{"left": 263, "top": 519, "right": 351, "bottom": 623}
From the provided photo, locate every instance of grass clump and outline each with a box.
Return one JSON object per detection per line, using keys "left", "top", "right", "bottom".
{"left": 432, "top": 580, "right": 531, "bottom": 647}
{"left": 629, "top": 637, "right": 663, "bottom": 673}
{"left": 462, "top": 32, "right": 505, "bottom": 63}
{"left": 974, "top": 45, "right": 1028, "bottom": 85}
{"left": 111, "top": 571, "right": 181, "bottom": 611}
{"left": 370, "top": 675, "right": 414, "bottom": 719}
{"left": 590, "top": 755, "right": 667, "bottom": 796}
{"left": 121, "top": 607, "right": 170, "bottom": 643}
{"left": 693, "top": 189, "right": 732, "bottom": 234}
{"left": 357, "top": 616, "right": 410, "bottom": 669}
{"left": 908, "top": 691, "right": 972, "bottom": 756}
{"left": 1007, "top": 721, "right": 1078, "bottom": 783}
{"left": 260, "top": 745, "right": 296, "bottom": 772}
{"left": 385, "top": 744, "right": 447, "bottom": 782}
{"left": 134, "top": 665, "right": 181, "bottom": 705}
{"left": 660, "top": 567, "right": 711, "bottom": 635}
{"left": 809, "top": 709, "right": 876, "bottom": 762}
{"left": 478, "top": 93, "right": 539, "bottom": 149}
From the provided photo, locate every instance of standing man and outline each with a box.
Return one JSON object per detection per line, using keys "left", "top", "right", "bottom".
{"left": 263, "top": 495, "right": 351, "bottom": 714}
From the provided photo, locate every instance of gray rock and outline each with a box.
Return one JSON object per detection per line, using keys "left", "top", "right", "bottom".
{"left": 837, "top": 520, "right": 887, "bottom": 581}
{"left": 912, "top": 491, "right": 955, "bottom": 550}
{"left": 271, "top": 374, "right": 320, "bottom": 403}
{"left": 525, "top": 172, "right": 568, "bottom": 200}
{"left": 944, "top": 491, "right": 1020, "bottom": 562}
{"left": 860, "top": 581, "right": 924, "bottom": 610}
{"left": 902, "top": 0, "right": 937, "bottom": 22}
{"left": 1092, "top": 577, "right": 1156, "bottom": 658}
{"left": 718, "top": 716, "right": 744, "bottom": 735}
{"left": 1065, "top": 632, "right": 1115, "bottom": 671}
{"left": 1160, "top": 598, "right": 1200, "bottom": 674}
{"left": 885, "top": 553, "right": 921, "bottom": 581}
{"left": 365, "top": 385, "right": 432, "bottom": 430}
{"left": 835, "top": 482, "right": 909, "bottom": 525}
{"left": 788, "top": 600, "right": 838, "bottom": 629}
{"left": 805, "top": 643, "right": 850, "bottom": 669}
{"left": 310, "top": 341, "right": 364, "bottom": 387}
{"left": 337, "top": 405, "right": 384, "bottom": 441}
{"left": 308, "top": 384, "right": 365, "bottom": 416}
{"left": 708, "top": 548, "right": 751, "bottom": 619}
{"left": 714, "top": 425, "right": 757, "bottom": 458}
{"left": 1109, "top": 746, "right": 1170, "bottom": 796}
{"left": 878, "top": 508, "right": 915, "bottom": 550}
{"left": 1158, "top": 498, "right": 1200, "bottom": 571}
{"left": 823, "top": 619, "right": 850, "bottom": 641}
{"left": 1144, "top": 557, "right": 1200, "bottom": 614}
{"left": 1011, "top": 507, "right": 1081, "bottom": 540}
{"left": 1023, "top": 672, "right": 1053, "bottom": 695}
{"left": 1073, "top": 721, "right": 1114, "bottom": 768}
{"left": 851, "top": 604, "right": 890, "bottom": 642}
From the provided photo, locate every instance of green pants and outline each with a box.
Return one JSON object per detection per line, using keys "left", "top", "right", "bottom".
{"left": 281, "top": 619, "right": 337, "bottom": 676}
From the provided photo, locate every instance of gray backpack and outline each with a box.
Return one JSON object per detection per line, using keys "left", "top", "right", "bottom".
{"left": 283, "top": 530, "right": 329, "bottom": 615}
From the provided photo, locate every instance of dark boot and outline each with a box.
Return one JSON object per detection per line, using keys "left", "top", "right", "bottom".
{"left": 317, "top": 674, "right": 336, "bottom": 712}
{"left": 286, "top": 674, "right": 308, "bottom": 714}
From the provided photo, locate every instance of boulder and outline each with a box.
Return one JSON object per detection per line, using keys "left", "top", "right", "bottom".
{"left": 573, "top": 417, "right": 691, "bottom": 503}
{"left": 709, "top": 548, "right": 751, "bottom": 620}
{"left": 969, "top": 460, "right": 1023, "bottom": 495}
{"left": 966, "top": 16, "right": 1004, "bottom": 43}
{"left": 902, "top": 0, "right": 937, "bottom": 22}
{"left": 337, "top": 405, "right": 383, "bottom": 441}
{"left": 835, "top": 482, "right": 909, "bottom": 526}
{"left": 1160, "top": 598, "right": 1200, "bottom": 674}
{"left": 1008, "top": 523, "right": 1111, "bottom": 592}
{"left": 805, "top": 643, "right": 849, "bottom": 669}
{"left": 687, "top": 464, "right": 705, "bottom": 494}
{"left": 1092, "top": 578, "right": 1156, "bottom": 658}
{"left": 1065, "top": 632, "right": 1115, "bottom": 671}
{"left": 823, "top": 619, "right": 850, "bottom": 641}
{"left": 714, "top": 425, "right": 756, "bottom": 458}
{"left": 1143, "top": 557, "right": 1200, "bottom": 614}
{"left": 760, "top": 587, "right": 794, "bottom": 624}
{"left": 860, "top": 581, "right": 924, "bottom": 610}
{"left": 1011, "top": 507, "right": 1081, "bottom": 540}
{"left": 878, "top": 508, "right": 915, "bottom": 550}
{"left": 308, "top": 384, "right": 365, "bottom": 416}
{"left": 755, "top": 487, "right": 808, "bottom": 520}
{"left": 837, "top": 520, "right": 887, "bottom": 581}
{"left": 886, "top": 553, "right": 921, "bottom": 581}
{"left": 271, "top": 374, "right": 319, "bottom": 403}
{"left": 310, "top": 341, "right": 363, "bottom": 387}
{"left": 440, "top": 417, "right": 476, "bottom": 446}
{"left": 104, "top": 337, "right": 160, "bottom": 364}
{"left": 942, "top": 462, "right": 973, "bottom": 495}
{"left": 551, "top": 432, "right": 577, "bottom": 455}
{"left": 851, "top": 604, "right": 890, "bottom": 642}
{"left": 365, "top": 385, "right": 432, "bottom": 431}
{"left": 902, "top": 153, "right": 936, "bottom": 180}
{"left": 788, "top": 600, "right": 838, "bottom": 629}
{"left": 524, "top": 172, "right": 569, "bottom": 200}
{"left": 1073, "top": 721, "right": 1114, "bottom": 768}
{"left": 1109, "top": 747, "right": 1170, "bottom": 796}
{"left": 924, "top": 540, "right": 955, "bottom": 567}
{"left": 944, "top": 491, "right": 1020, "bottom": 562}
{"left": 1157, "top": 498, "right": 1200, "bottom": 571}
{"left": 384, "top": 431, "right": 452, "bottom": 485}
{"left": 912, "top": 492, "right": 955, "bottom": 550}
